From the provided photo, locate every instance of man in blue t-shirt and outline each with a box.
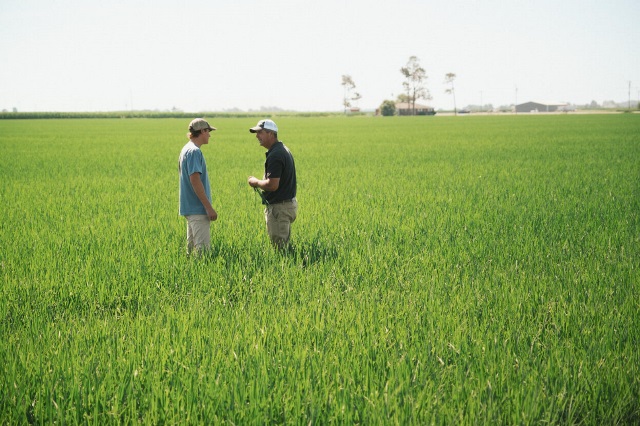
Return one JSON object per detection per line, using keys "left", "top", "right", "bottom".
{"left": 179, "top": 118, "right": 218, "bottom": 255}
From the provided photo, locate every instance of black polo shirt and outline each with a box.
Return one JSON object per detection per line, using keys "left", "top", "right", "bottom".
{"left": 264, "top": 141, "right": 296, "bottom": 204}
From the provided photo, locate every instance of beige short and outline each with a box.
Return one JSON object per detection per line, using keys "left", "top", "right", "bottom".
{"left": 185, "top": 214, "right": 210, "bottom": 255}
{"left": 265, "top": 198, "right": 298, "bottom": 249}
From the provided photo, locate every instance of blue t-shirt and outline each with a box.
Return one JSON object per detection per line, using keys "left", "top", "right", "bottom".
{"left": 179, "top": 141, "right": 211, "bottom": 216}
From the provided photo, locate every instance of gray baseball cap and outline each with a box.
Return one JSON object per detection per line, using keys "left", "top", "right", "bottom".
{"left": 189, "top": 118, "right": 216, "bottom": 132}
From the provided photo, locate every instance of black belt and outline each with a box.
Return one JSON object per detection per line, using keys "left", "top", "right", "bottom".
{"left": 268, "top": 198, "right": 296, "bottom": 205}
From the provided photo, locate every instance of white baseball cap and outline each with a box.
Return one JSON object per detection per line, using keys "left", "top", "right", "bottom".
{"left": 249, "top": 119, "right": 278, "bottom": 133}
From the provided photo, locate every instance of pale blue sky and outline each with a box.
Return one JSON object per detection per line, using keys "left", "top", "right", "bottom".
{"left": 1, "top": 0, "right": 638, "bottom": 112}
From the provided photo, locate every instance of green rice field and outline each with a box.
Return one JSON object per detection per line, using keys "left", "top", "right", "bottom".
{"left": 1, "top": 114, "right": 639, "bottom": 424}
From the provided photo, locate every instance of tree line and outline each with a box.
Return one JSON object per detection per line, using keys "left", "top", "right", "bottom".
{"left": 343, "top": 56, "right": 457, "bottom": 116}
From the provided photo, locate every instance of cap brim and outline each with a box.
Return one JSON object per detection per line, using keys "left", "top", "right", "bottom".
{"left": 249, "top": 126, "right": 261, "bottom": 133}
{"left": 190, "top": 126, "right": 216, "bottom": 131}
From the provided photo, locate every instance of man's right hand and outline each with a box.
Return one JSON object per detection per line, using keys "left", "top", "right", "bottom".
{"left": 206, "top": 206, "right": 218, "bottom": 221}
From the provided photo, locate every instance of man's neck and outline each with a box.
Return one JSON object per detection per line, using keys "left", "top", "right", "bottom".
{"left": 265, "top": 138, "right": 279, "bottom": 150}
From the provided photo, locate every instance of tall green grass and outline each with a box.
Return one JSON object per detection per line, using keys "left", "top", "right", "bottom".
{"left": 1, "top": 114, "right": 639, "bottom": 424}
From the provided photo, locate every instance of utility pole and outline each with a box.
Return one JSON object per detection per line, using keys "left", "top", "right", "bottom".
{"left": 629, "top": 81, "right": 632, "bottom": 111}
{"left": 515, "top": 86, "right": 518, "bottom": 114}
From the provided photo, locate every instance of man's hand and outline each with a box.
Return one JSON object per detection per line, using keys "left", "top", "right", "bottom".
{"left": 248, "top": 176, "right": 280, "bottom": 191}
{"left": 206, "top": 206, "right": 218, "bottom": 221}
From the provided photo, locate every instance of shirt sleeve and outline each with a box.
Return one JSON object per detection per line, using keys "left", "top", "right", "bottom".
{"left": 185, "top": 150, "right": 204, "bottom": 176}
{"left": 266, "top": 151, "right": 285, "bottom": 179}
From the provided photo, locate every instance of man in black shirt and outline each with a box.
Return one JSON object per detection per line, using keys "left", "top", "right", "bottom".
{"left": 248, "top": 119, "right": 298, "bottom": 249}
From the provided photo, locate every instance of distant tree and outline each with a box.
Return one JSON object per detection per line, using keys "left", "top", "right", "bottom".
{"left": 470, "top": 103, "right": 493, "bottom": 113}
{"left": 400, "top": 56, "right": 430, "bottom": 115}
{"left": 395, "top": 93, "right": 410, "bottom": 104}
{"left": 380, "top": 100, "right": 396, "bottom": 116}
{"left": 444, "top": 73, "right": 457, "bottom": 115}
{"left": 341, "top": 75, "right": 362, "bottom": 113}
{"left": 352, "top": 91, "right": 362, "bottom": 108}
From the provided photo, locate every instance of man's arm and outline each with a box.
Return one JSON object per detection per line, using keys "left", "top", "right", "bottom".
{"left": 190, "top": 173, "right": 217, "bottom": 221}
{"left": 248, "top": 176, "right": 280, "bottom": 192}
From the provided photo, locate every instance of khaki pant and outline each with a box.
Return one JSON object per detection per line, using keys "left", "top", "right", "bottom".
{"left": 185, "top": 214, "right": 210, "bottom": 255}
{"left": 265, "top": 199, "right": 297, "bottom": 249}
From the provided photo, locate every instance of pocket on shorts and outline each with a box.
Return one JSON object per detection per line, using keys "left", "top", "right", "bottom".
{"left": 284, "top": 202, "right": 297, "bottom": 223}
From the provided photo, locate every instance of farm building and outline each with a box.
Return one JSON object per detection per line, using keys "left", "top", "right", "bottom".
{"left": 395, "top": 102, "right": 436, "bottom": 116}
{"left": 516, "top": 101, "right": 569, "bottom": 113}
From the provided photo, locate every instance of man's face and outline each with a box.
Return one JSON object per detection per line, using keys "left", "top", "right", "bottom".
{"left": 255, "top": 129, "right": 274, "bottom": 148}
{"left": 200, "top": 128, "right": 211, "bottom": 145}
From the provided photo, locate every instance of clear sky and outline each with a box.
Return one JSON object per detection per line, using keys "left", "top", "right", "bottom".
{"left": 1, "top": 0, "right": 638, "bottom": 112}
